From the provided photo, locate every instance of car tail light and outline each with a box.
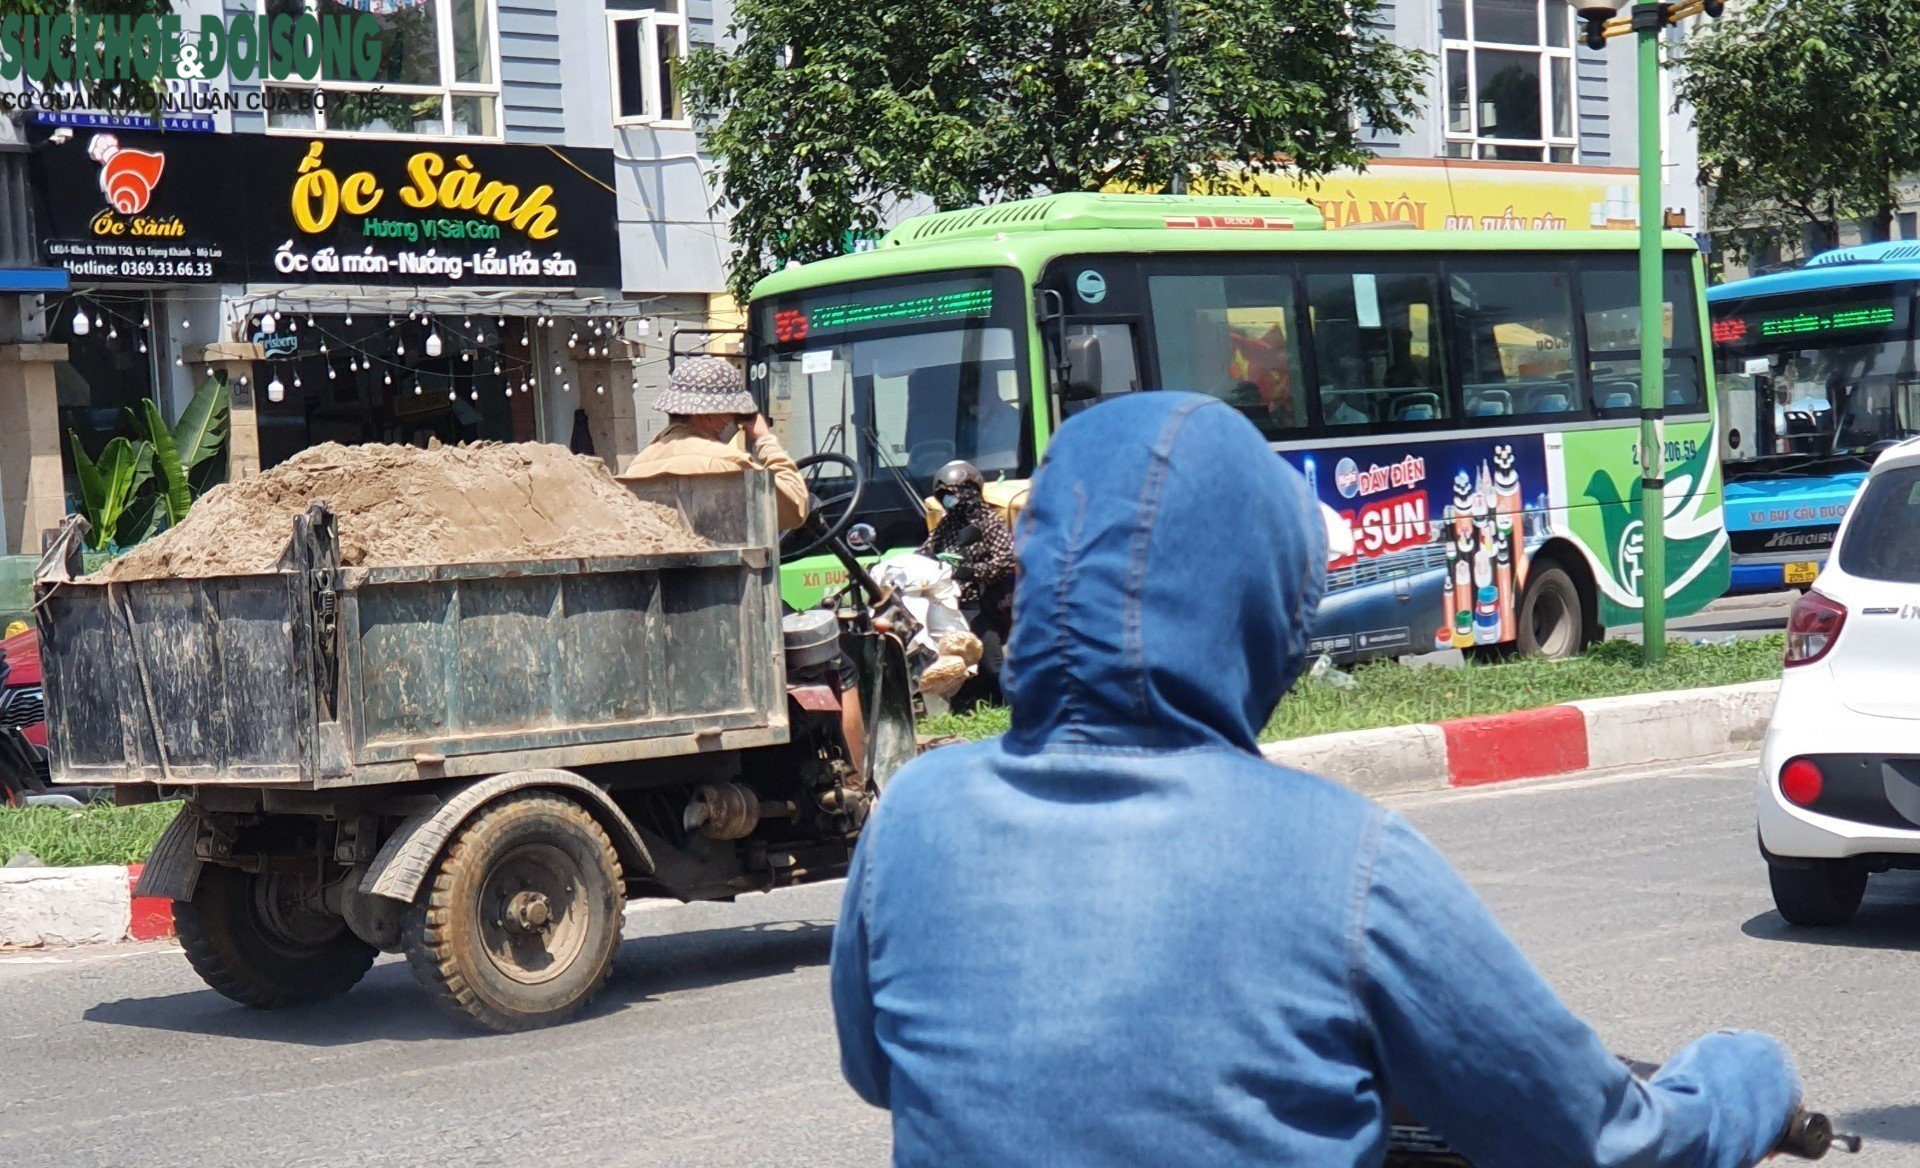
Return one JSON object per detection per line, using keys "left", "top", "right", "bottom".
{"left": 1785, "top": 590, "right": 1847, "bottom": 666}
{"left": 1780, "top": 758, "right": 1824, "bottom": 807}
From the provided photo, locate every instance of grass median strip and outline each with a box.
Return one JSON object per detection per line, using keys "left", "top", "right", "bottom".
{"left": 923, "top": 635, "right": 1787, "bottom": 745}
{"left": 0, "top": 801, "right": 179, "bottom": 868}
{"left": 2, "top": 637, "right": 1786, "bottom": 868}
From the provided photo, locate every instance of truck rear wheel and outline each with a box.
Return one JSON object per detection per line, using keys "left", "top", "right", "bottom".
{"left": 175, "top": 865, "right": 377, "bottom": 1009}
{"left": 402, "top": 793, "right": 623, "bottom": 1032}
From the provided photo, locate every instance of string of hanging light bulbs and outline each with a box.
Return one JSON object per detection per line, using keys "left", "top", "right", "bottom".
{"left": 41, "top": 292, "right": 718, "bottom": 406}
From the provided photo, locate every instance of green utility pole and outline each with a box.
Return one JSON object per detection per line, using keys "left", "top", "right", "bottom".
{"left": 1633, "top": 3, "right": 1668, "bottom": 663}
{"left": 1578, "top": 0, "right": 1721, "bottom": 663}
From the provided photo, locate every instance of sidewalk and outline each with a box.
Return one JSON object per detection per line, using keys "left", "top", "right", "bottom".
{"left": 1262, "top": 679, "right": 1776, "bottom": 797}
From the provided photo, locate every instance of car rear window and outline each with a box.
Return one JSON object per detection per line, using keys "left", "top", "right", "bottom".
{"left": 1839, "top": 465, "right": 1920, "bottom": 582}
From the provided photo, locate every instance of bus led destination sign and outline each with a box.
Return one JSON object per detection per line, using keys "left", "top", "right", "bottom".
{"left": 1712, "top": 298, "right": 1903, "bottom": 346}
{"left": 772, "top": 278, "right": 994, "bottom": 343}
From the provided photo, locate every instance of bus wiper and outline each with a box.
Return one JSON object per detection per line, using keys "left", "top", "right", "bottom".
{"left": 812, "top": 417, "right": 923, "bottom": 514}
{"left": 861, "top": 423, "right": 925, "bottom": 510}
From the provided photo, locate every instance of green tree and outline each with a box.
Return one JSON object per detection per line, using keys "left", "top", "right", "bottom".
{"left": 1677, "top": 0, "right": 1920, "bottom": 260}
{"left": 682, "top": 0, "right": 1429, "bottom": 299}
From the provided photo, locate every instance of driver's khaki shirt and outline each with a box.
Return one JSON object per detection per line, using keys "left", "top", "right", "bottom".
{"left": 617, "top": 424, "right": 810, "bottom": 533}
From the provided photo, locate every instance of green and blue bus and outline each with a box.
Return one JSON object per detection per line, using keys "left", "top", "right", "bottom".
{"left": 750, "top": 193, "right": 1728, "bottom": 661}
{"left": 1708, "top": 242, "right": 1920, "bottom": 593}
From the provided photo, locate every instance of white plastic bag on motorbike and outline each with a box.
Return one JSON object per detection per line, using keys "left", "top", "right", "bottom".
{"left": 875, "top": 554, "right": 971, "bottom": 655}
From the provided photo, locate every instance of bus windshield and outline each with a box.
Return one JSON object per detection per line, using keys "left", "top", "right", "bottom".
{"left": 752, "top": 270, "right": 1029, "bottom": 483}
{"left": 1711, "top": 288, "right": 1920, "bottom": 460}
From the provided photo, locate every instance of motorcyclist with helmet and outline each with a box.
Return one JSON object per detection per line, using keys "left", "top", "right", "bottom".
{"left": 918, "top": 460, "right": 1016, "bottom": 694}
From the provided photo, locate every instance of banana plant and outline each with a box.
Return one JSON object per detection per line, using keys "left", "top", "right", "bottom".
{"left": 68, "top": 375, "right": 230, "bottom": 553}
{"left": 68, "top": 434, "right": 154, "bottom": 553}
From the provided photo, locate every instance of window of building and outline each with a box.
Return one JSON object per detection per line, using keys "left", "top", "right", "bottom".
{"left": 1447, "top": 265, "right": 1581, "bottom": 417}
{"left": 263, "top": 0, "right": 501, "bottom": 140}
{"left": 1147, "top": 270, "right": 1308, "bottom": 437}
{"left": 1442, "top": 0, "right": 1577, "bottom": 163}
{"left": 610, "top": 2, "right": 689, "bottom": 126}
{"left": 1305, "top": 267, "right": 1450, "bottom": 427}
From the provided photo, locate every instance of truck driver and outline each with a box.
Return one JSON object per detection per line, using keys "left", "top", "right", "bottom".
{"left": 619, "top": 357, "right": 865, "bottom": 772}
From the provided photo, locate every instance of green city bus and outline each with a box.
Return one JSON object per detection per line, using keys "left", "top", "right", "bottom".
{"left": 749, "top": 193, "right": 1728, "bottom": 661}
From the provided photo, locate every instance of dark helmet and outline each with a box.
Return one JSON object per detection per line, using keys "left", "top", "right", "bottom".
{"left": 934, "top": 460, "right": 985, "bottom": 491}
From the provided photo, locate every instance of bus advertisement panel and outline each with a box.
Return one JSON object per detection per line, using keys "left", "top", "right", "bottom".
{"left": 1285, "top": 421, "right": 1724, "bottom": 658}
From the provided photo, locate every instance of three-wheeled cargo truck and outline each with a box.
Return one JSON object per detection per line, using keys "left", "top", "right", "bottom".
{"left": 33, "top": 459, "right": 918, "bottom": 1031}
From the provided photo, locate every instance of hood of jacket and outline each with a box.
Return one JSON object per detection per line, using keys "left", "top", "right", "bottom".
{"left": 1003, "top": 392, "right": 1326, "bottom": 754}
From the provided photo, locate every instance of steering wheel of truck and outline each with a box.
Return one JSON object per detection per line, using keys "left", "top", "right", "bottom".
{"left": 783, "top": 452, "right": 868, "bottom": 563}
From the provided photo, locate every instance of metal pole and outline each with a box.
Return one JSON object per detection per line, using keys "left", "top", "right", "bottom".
{"left": 1167, "top": 0, "right": 1186, "bottom": 195}
{"left": 1634, "top": 2, "right": 1668, "bottom": 663}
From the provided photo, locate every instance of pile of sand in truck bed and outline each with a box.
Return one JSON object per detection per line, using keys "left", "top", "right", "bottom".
{"left": 95, "top": 441, "right": 710, "bottom": 581}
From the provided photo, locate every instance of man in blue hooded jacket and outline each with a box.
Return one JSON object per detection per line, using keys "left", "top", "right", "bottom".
{"left": 830, "top": 391, "right": 1801, "bottom": 1168}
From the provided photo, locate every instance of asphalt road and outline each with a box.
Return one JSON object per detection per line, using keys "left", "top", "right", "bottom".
{"left": 1613, "top": 588, "right": 1798, "bottom": 643}
{"left": 5, "top": 756, "right": 1918, "bottom": 1167}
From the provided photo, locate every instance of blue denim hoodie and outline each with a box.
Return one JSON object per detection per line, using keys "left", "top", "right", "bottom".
{"left": 832, "top": 392, "right": 1798, "bottom": 1168}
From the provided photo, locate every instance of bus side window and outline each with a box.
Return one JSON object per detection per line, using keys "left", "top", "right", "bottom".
{"left": 1062, "top": 323, "right": 1142, "bottom": 416}
{"left": 1447, "top": 267, "right": 1580, "bottom": 419}
{"left": 1146, "top": 271, "right": 1308, "bottom": 436}
{"left": 1579, "top": 256, "right": 1706, "bottom": 414}
{"left": 1304, "top": 268, "right": 1449, "bottom": 427}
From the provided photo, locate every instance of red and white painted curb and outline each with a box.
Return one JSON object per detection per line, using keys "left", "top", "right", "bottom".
{"left": 1261, "top": 679, "right": 1779, "bottom": 798}
{"left": 0, "top": 680, "right": 1779, "bottom": 949}
{"left": 0, "top": 861, "right": 173, "bottom": 949}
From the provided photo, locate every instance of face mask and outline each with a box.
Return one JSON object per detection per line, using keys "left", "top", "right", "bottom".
{"left": 938, "top": 493, "right": 959, "bottom": 509}
{"left": 717, "top": 421, "right": 741, "bottom": 443}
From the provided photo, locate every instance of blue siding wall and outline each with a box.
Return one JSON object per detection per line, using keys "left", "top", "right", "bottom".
{"left": 501, "top": 3, "right": 565, "bottom": 144}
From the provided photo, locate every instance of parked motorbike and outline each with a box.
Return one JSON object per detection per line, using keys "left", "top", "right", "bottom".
{"left": 1386, "top": 1059, "right": 1860, "bottom": 1165}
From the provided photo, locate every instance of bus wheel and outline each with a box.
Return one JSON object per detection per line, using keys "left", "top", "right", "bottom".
{"left": 1516, "top": 563, "right": 1587, "bottom": 660}
{"left": 402, "top": 794, "right": 623, "bottom": 1032}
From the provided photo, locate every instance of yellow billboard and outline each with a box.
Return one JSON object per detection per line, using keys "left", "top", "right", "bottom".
{"left": 1237, "top": 160, "right": 1643, "bottom": 233}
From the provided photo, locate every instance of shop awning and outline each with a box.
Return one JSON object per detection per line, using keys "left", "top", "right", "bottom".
{"left": 0, "top": 267, "right": 68, "bottom": 294}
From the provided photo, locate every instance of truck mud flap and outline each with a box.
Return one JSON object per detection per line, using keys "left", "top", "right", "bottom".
{"left": 863, "top": 632, "right": 915, "bottom": 792}
{"left": 134, "top": 806, "right": 204, "bottom": 901}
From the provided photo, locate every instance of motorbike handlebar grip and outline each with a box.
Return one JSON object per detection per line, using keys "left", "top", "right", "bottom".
{"left": 1778, "top": 1111, "right": 1862, "bottom": 1159}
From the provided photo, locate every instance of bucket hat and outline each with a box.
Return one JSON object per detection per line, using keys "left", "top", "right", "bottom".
{"left": 653, "top": 356, "right": 756, "bottom": 416}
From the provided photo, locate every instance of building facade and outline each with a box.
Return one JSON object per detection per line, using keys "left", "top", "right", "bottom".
{"left": 10, "top": 0, "right": 737, "bottom": 562}
{"left": 1258, "top": 1, "right": 1702, "bottom": 240}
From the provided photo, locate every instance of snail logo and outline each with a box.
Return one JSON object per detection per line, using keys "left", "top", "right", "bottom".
{"left": 89, "top": 134, "right": 166, "bottom": 216}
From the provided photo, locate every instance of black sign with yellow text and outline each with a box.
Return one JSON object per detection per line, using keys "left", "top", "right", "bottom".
{"left": 33, "top": 130, "right": 621, "bottom": 289}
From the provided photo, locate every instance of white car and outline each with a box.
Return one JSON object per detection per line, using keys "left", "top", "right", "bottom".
{"left": 1759, "top": 437, "right": 1920, "bottom": 926}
